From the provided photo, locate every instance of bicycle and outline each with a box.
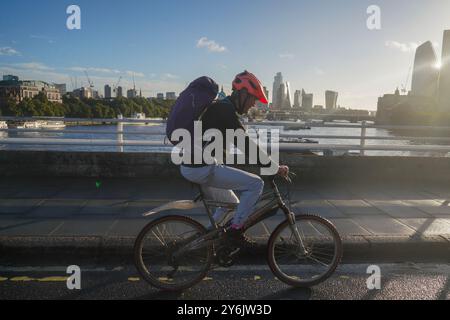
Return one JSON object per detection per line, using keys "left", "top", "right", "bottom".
{"left": 134, "top": 173, "right": 343, "bottom": 291}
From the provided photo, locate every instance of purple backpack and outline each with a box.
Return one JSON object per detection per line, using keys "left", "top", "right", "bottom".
{"left": 166, "top": 76, "right": 219, "bottom": 145}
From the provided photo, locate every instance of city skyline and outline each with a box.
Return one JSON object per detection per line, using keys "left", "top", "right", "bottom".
{"left": 411, "top": 41, "right": 439, "bottom": 98}
{"left": 3, "top": 1, "right": 450, "bottom": 110}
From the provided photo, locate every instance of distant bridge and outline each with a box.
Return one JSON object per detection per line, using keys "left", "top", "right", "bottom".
{"left": 267, "top": 111, "right": 376, "bottom": 123}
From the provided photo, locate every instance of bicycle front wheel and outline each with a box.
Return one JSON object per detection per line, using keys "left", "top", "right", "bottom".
{"left": 134, "top": 215, "right": 213, "bottom": 291}
{"left": 267, "top": 214, "right": 342, "bottom": 287}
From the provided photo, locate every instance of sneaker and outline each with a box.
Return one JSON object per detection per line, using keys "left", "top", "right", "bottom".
{"left": 224, "top": 228, "right": 256, "bottom": 249}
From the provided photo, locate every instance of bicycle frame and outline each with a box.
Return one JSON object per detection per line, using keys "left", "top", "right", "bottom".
{"left": 198, "top": 177, "right": 293, "bottom": 233}
{"left": 172, "top": 177, "right": 306, "bottom": 258}
{"left": 135, "top": 174, "right": 342, "bottom": 289}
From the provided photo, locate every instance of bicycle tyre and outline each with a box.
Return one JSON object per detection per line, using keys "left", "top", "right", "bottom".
{"left": 267, "top": 214, "right": 343, "bottom": 287}
{"left": 134, "top": 215, "right": 213, "bottom": 291}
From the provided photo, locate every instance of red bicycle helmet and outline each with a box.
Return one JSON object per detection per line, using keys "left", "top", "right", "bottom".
{"left": 232, "top": 71, "right": 268, "bottom": 104}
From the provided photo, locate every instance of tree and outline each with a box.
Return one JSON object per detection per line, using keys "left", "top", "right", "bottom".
{"left": 0, "top": 94, "right": 175, "bottom": 119}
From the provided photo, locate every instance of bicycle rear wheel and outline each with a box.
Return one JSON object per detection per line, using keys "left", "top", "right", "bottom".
{"left": 134, "top": 215, "right": 213, "bottom": 291}
{"left": 267, "top": 214, "right": 342, "bottom": 287}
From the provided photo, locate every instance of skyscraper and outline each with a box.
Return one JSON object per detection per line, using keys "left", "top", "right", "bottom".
{"left": 325, "top": 90, "right": 338, "bottom": 110}
{"left": 104, "top": 85, "right": 112, "bottom": 99}
{"left": 439, "top": 30, "right": 450, "bottom": 110}
{"left": 127, "top": 89, "right": 137, "bottom": 99}
{"left": 274, "top": 82, "right": 292, "bottom": 109}
{"left": 272, "top": 72, "right": 283, "bottom": 109}
{"left": 276, "top": 83, "right": 285, "bottom": 110}
{"left": 411, "top": 41, "right": 439, "bottom": 98}
{"left": 283, "top": 82, "right": 292, "bottom": 109}
{"left": 116, "top": 86, "right": 123, "bottom": 98}
{"left": 293, "top": 90, "right": 302, "bottom": 108}
{"left": 301, "top": 89, "right": 313, "bottom": 110}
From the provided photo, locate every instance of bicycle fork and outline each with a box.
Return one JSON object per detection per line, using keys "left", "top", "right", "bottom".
{"left": 286, "top": 210, "right": 308, "bottom": 256}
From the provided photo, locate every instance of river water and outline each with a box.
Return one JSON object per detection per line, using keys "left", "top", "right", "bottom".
{"left": 0, "top": 122, "right": 449, "bottom": 157}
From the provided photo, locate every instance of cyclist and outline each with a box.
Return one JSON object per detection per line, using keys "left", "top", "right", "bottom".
{"left": 180, "top": 71, "right": 289, "bottom": 246}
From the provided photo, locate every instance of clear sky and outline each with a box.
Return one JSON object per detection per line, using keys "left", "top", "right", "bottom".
{"left": 2, "top": 0, "right": 450, "bottom": 110}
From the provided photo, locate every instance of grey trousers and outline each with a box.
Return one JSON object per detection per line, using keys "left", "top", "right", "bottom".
{"left": 180, "top": 163, "right": 264, "bottom": 227}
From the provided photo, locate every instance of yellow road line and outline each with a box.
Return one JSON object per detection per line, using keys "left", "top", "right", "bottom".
{"left": 38, "top": 277, "right": 68, "bottom": 282}
{"left": 128, "top": 277, "right": 141, "bottom": 282}
{"left": 10, "top": 276, "right": 35, "bottom": 282}
{"left": 4, "top": 276, "right": 68, "bottom": 282}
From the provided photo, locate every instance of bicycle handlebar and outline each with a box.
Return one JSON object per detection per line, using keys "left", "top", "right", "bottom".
{"left": 263, "top": 171, "right": 296, "bottom": 188}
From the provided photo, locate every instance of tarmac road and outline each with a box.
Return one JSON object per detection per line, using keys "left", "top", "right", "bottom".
{"left": 0, "top": 261, "right": 448, "bottom": 300}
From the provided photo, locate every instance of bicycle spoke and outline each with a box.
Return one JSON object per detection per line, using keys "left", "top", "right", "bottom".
{"left": 269, "top": 216, "right": 341, "bottom": 286}
{"left": 150, "top": 230, "right": 167, "bottom": 247}
{"left": 135, "top": 217, "right": 213, "bottom": 290}
{"left": 156, "top": 225, "right": 169, "bottom": 244}
{"left": 305, "top": 255, "right": 330, "bottom": 267}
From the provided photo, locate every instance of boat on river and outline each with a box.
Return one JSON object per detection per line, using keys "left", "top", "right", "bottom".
{"left": 37, "top": 120, "right": 66, "bottom": 129}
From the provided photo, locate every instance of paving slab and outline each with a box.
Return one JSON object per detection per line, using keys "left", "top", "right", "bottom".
{"left": 292, "top": 200, "right": 346, "bottom": 218}
{"left": 0, "top": 219, "right": 62, "bottom": 236}
{"left": 76, "top": 199, "right": 129, "bottom": 216}
{"left": 327, "top": 200, "right": 385, "bottom": 216}
{"left": 379, "top": 188, "right": 437, "bottom": 201}
{"left": 411, "top": 203, "right": 450, "bottom": 215}
{"left": 50, "top": 219, "right": 116, "bottom": 237}
{"left": 397, "top": 218, "right": 450, "bottom": 237}
{"left": 329, "top": 218, "right": 372, "bottom": 236}
{"left": 27, "top": 199, "right": 87, "bottom": 218}
{"left": 106, "top": 219, "right": 148, "bottom": 237}
{"left": 0, "top": 199, "right": 44, "bottom": 215}
{"left": 367, "top": 200, "right": 432, "bottom": 218}
{"left": 313, "top": 187, "right": 360, "bottom": 200}
{"left": 351, "top": 216, "right": 416, "bottom": 236}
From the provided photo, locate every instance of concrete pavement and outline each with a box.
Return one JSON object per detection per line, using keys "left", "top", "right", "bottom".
{"left": 0, "top": 177, "right": 449, "bottom": 262}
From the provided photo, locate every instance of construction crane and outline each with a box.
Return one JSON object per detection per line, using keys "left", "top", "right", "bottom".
{"left": 401, "top": 65, "right": 413, "bottom": 94}
{"left": 84, "top": 70, "right": 94, "bottom": 89}
{"left": 113, "top": 76, "right": 122, "bottom": 93}
{"left": 69, "top": 77, "right": 75, "bottom": 91}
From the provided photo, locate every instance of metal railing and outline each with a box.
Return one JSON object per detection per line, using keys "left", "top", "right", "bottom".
{"left": 1, "top": 116, "right": 450, "bottom": 156}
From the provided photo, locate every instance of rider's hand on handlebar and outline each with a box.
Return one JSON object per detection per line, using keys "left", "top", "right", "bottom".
{"left": 277, "top": 165, "right": 289, "bottom": 180}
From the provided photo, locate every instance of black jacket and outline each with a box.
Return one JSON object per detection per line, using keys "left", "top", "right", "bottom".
{"left": 182, "top": 97, "right": 274, "bottom": 168}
